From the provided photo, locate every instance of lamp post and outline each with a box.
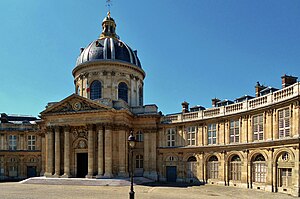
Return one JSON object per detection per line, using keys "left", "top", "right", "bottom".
{"left": 128, "top": 131, "right": 136, "bottom": 199}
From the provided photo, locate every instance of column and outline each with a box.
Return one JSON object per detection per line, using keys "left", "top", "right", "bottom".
{"left": 266, "top": 148, "right": 274, "bottom": 192}
{"left": 266, "top": 110, "right": 273, "bottom": 141}
{"left": 104, "top": 127, "right": 113, "bottom": 177}
{"left": 203, "top": 126, "right": 208, "bottom": 146}
{"left": 62, "top": 127, "right": 71, "bottom": 178}
{"left": 40, "top": 135, "right": 46, "bottom": 176}
{"left": 54, "top": 127, "right": 60, "bottom": 177}
{"left": 96, "top": 127, "right": 104, "bottom": 178}
{"left": 118, "top": 129, "right": 127, "bottom": 177}
{"left": 87, "top": 125, "right": 94, "bottom": 178}
{"left": 45, "top": 128, "right": 54, "bottom": 177}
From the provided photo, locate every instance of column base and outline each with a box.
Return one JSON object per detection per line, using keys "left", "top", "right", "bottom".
{"left": 85, "top": 175, "right": 93, "bottom": 179}
{"left": 118, "top": 171, "right": 129, "bottom": 178}
{"left": 61, "top": 173, "right": 71, "bottom": 178}
{"left": 44, "top": 172, "right": 53, "bottom": 177}
{"left": 96, "top": 174, "right": 104, "bottom": 179}
{"left": 103, "top": 173, "right": 113, "bottom": 178}
{"left": 52, "top": 173, "right": 60, "bottom": 178}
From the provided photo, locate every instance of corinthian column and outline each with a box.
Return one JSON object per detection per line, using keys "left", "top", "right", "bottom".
{"left": 104, "top": 127, "right": 113, "bottom": 178}
{"left": 54, "top": 127, "right": 61, "bottom": 177}
{"left": 87, "top": 125, "right": 94, "bottom": 178}
{"left": 62, "top": 126, "right": 71, "bottom": 178}
{"left": 96, "top": 126, "right": 104, "bottom": 178}
{"left": 44, "top": 128, "right": 54, "bottom": 177}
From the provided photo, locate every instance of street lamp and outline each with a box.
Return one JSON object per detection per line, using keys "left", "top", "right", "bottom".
{"left": 128, "top": 131, "right": 136, "bottom": 199}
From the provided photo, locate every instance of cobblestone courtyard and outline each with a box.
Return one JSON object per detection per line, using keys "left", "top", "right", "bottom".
{"left": 0, "top": 182, "right": 298, "bottom": 199}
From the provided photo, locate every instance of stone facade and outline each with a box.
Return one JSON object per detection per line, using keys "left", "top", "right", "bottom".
{"left": 0, "top": 114, "right": 41, "bottom": 180}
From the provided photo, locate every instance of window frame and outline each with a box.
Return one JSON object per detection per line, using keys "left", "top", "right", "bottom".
{"left": 278, "top": 108, "right": 290, "bottom": 138}
{"left": 167, "top": 128, "right": 176, "bottom": 147}
{"left": 8, "top": 135, "right": 17, "bottom": 150}
{"left": 27, "top": 135, "right": 36, "bottom": 150}
{"left": 187, "top": 126, "right": 196, "bottom": 146}
{"left": 136, "top": 131, "right": 143, "bottom": 142}
{"left": 208, "top": 124, "right": 217, "bottom": 145}
{"left": 253, "top": 114, "right": 264, "bottom": 141}
{"left": 229, "top": 120, "right": 240, "bottom": 143}
{"left": 118, "top": 82, "right": 128, "bottom": 103}
{"left": 90, "top": 80, "right": 102, "bottom": 100}
{"left": 135, "top": 154, "right": 143, "bottom": 169}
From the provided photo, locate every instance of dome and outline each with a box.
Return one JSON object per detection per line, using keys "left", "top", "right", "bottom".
{"left": 75, "top": 12, "right": 142, "bottom": 68}
{"left": 76, "top": 38, "right": 142, "bottom": 68}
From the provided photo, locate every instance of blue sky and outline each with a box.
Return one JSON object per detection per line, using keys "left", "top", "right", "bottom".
{"left": 0, "top": 0, "right": 300, "bottom": 117}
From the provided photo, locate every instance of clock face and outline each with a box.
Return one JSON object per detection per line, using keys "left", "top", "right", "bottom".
{"left": 72, "top": 101, "right": 82, "bottom": 111}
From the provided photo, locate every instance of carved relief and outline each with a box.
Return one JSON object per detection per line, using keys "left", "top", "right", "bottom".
{"left": 72, "top": 127, "right": 88, "bottom": 139}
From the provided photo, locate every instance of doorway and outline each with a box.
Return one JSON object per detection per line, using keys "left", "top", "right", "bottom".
{"left": 166, "top": 166, "right": 177, "bottom": 182}
{"left": 27, "top": 166, "right": 37, "bottom": 178}
{"left": 77, "top": 153, "right": 88, "bottom": 178}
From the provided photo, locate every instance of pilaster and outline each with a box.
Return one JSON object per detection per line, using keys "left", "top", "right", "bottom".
{"left": 86, "top": 125, "right": 94, "bottom": 178}
{"left": 104, "top": 126, "right": 113, "bottom": 178}
{"left": 53, "top": 127, "right": 60, "bottom": 177}
{"left": 44, "top": 128, "right": 54, "bottom": 177}
{"left": 96, "top": 126, "right": 104, "bottom": 178}
{"left": 62, "top": 126, "right": 71, "bottom": 178}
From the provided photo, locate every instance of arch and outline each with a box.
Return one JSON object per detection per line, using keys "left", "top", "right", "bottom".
{"left": 90, "top": 80, "right": 102, "bottom": 100}
{"left": 118, "top": 82, "right": 128, "bottom": 103}
{"left": 187, "top": 156, "right": 197, "bottom": 162}
{"left": 225, "top": 151, "right": 244, "bottom": 162}
{"left": 165, "top": 154, "right": 178, "bottom": 162}
{"left": 273, "top": 148, "right": 295, "bottom": 163}
{"left": 248, "top": 150, "right": 268, "bottom": 163}
{"left": 73, "top": 138, "right": 88, "bottom": 149}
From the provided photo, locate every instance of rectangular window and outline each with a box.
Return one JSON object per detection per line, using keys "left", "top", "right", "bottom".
{"left": 0, "top": 156, "right": 4, "bottom": 177}
{"left": 9, "top": 166, "right": 17, "bottom": 177}
{"left": 207, "top": 162, "right": 218, "bottom": 179}
{"left": 167, "top": 128, "right": 176, "bottom": 147}
{"left": 8, "top": 135, "right": 17, "bottom": 150}
{"left": 187, "top": 126, "right": 196, "bottom": 146}
{"left": 28, "top": 135, "right": 36, "bottom": 150}
{"left": 229, "top": 120, "right": 240, "bottom": 143}
{"left": 253, "top": 114, "right": 264, "bottom": 141}
{"left": 230, "top": 162, "right": 241, "bottom": 181}
{"left": 208, "top": 124, "right": 217, "bottom": 145}
{"left": 253, "top": 162, "right": 266, "bottom": 183}
{"left": 280, "top": 168, "right": 292, "bottom": 187}
{"left": 278, "top": 108, "right": 290, "bottom": 138}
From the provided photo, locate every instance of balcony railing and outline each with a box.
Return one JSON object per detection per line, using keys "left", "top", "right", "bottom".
{"left": 161, "top": 82, "right": 300, "bottom": 124}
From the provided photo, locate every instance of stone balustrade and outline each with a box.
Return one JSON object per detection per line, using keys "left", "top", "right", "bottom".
{"left": 161, "top": 82, "right": 300, "bottom": 124}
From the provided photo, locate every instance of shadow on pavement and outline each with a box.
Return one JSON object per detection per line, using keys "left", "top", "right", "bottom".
{"left": 141, "top": 181, "right": 204, "bottom": 188}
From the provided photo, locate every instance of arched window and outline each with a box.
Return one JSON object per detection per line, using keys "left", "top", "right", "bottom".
{"left": 136, "top": 155, "right": 143, "bottom": 169}
{"left": 252, "top": 154, "right": 266, "bottom": 183}
{"left": 187, "top": 156, "right": 197, "bottom": 178}
{"left": 207, "top": 156, "right": 218, "bottom": 179}
{"left": 90, "top": 80, "right": 102, "bottom": 100}
{"left": 230, "top": 155, "right": 241, "bottom": 181}
{"left": 139, "top": 87, "right": 143, "bottom": 106}
{"left": 118, "top": 82, "right": 128, "bottom": 103}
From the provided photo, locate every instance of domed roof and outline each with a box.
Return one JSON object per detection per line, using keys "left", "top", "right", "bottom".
{"left": 76, "top": 38, "right": 141, "bottom": 68}
{"left": 75, "top": 12, "right": 142, "bottom": 68}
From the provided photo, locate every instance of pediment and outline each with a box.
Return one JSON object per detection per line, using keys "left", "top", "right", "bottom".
{"left": 41, "top": 94, "right": 111, "bottom": 115}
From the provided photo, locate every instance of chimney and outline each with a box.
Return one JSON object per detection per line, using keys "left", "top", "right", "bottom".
{"left": 255, "top": 82, "right": 266, "bottom": 97}
{"left": 181, "top": 101, "right": 189, "bottom": 113}
{"left": 211, "top": 98, "right": 220, "bottom": 107}
{"left": 281, "top": 74, "right": 298, "bottom": 88}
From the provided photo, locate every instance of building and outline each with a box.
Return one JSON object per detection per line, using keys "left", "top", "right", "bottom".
{"left": 0, "top": 113, "right": 40, "bottom": 180}
{"left": 0, "top": 11, "right": 300, "bottom": 197}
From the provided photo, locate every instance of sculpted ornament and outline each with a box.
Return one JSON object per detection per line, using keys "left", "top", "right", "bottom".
{"left": 72, "top": 101, "right": 82, "bottom": 111}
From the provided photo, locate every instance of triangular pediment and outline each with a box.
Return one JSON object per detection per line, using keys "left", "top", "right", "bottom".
{"left": 41, "top": 94, "right": 112, "bottom": 115}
